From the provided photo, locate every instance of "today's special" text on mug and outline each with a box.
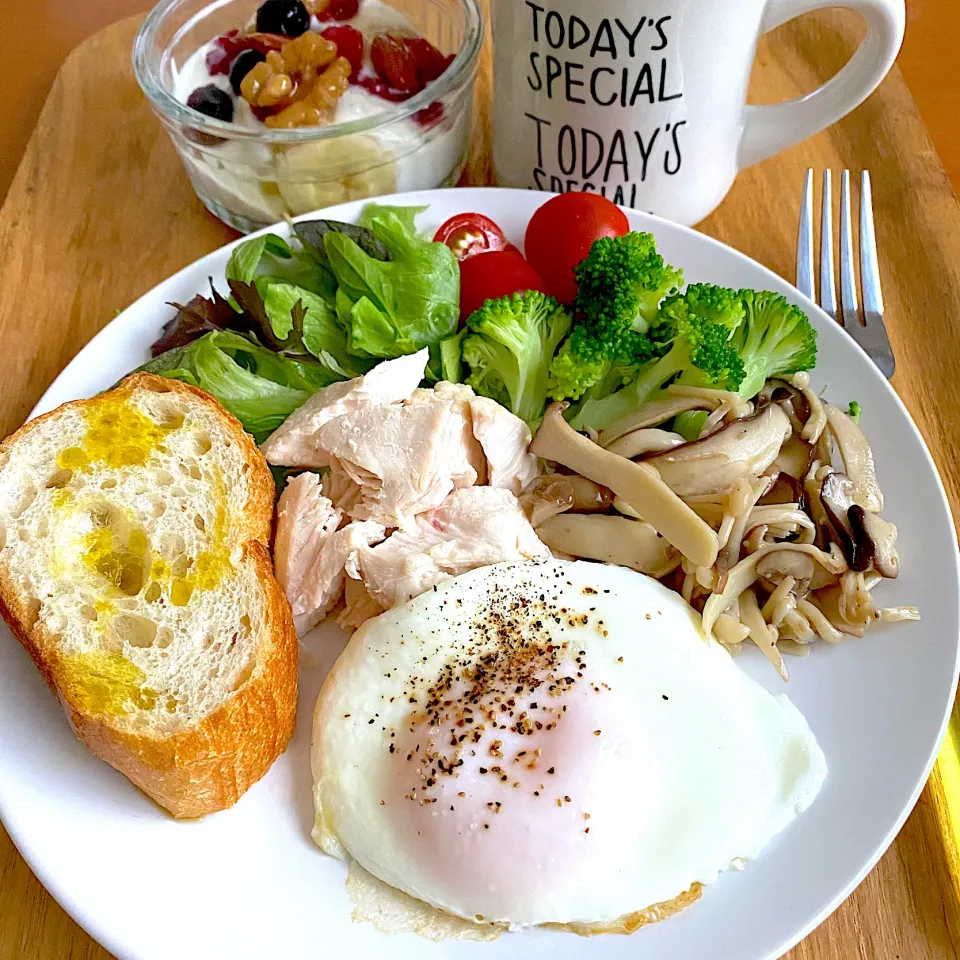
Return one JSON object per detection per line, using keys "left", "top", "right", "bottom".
{"left": 491, "top": 0, "right": 905, "bottom": 225}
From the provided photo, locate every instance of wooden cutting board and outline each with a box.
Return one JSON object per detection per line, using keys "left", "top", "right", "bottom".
{"left": 0, "top": 8, "right": 959, "bottom": 960}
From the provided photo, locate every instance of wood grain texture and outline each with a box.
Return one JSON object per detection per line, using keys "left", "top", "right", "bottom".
{"left": 1, "top": 8, "right": 959, "bottom": 960}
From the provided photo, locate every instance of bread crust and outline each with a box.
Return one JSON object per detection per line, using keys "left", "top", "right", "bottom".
{"left": 0, "top": 374, "right": 297, "bottom": 818}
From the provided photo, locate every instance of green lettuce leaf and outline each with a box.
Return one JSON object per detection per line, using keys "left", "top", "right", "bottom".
{"left": 323, "top": 206, "right": 459, "bottom": 361}
{"left": 162, "top": 330, "right": 336, "bottom": 441}
{"left": 226, "top": 232, "right": 337, "bottom": 301}
{"left": 263, "top": 283, "right": 372, "bottom": 377}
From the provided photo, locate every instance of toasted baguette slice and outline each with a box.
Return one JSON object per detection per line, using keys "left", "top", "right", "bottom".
{"left": 0, "top": 373, "right": 297, "bottom": 817}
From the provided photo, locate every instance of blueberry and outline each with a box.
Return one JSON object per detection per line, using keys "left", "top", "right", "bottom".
{"left": 255, "top": 0, "right": 310, "bottom": 37}
{"left": 186, "top": 84, "right": 235, "bottom": 122}
{"left": 229, "top": 49, "right": 267, "bottom": 95}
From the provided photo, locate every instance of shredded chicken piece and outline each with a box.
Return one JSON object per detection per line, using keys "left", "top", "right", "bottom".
{"left": 336, "top": 577, "right": 387, "bottom": 631}
{"left": 469, "top": 396, "right": 538, "bottom": 495}
{"left": 261, "top": 349, "right": 428, "bottom": 467}
{"left": 315, "top": 392, "right": 483, "bottom": 529}
{"left": 355, "top": 487, "right": 550, "bottom": 608}
{"left": 275, "top": 471, "right": 387, "bottom": 633}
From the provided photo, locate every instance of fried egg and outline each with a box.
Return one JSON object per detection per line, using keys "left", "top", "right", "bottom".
{"left": 311, "top": 560, "right": 826, "bottom": 928}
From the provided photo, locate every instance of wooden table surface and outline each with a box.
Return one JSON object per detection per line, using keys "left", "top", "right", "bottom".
{"left": 1, "top": 6, "right": 960, "bottom": 960}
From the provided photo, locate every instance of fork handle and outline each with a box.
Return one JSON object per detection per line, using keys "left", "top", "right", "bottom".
{"left": 738, "top": 0, "right": 904, "bottom": 170}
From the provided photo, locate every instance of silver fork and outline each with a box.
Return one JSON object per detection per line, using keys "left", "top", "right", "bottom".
{"left": 796, "top": 169, "right": 895, "bottom": 379}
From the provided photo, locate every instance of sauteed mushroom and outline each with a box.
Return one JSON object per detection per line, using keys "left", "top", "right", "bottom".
{"left": 824, "top": 403, "right": 883, "bottom": 511}
{"left": 849, "top": 506, "right": 899, "bottom": 578}
{"left": 535, "top": 514, "right": 681, "bottom": 577}
{"left": 642, "top": 406, "right": 792, "bottom": 498}
{"left": 819, "top": 471, "right": 859, "bottom": 565}
{"left": 605, "top": 429, "right": 686, "bottom": 459}
{"left": 530, "top": 404, "right": 719, "bottom": 567}
{"left": 596, "top": 396, "right": 715, "bottom": 446}
{"left": 519, "top": 475, "right": 574, "bottom": 527}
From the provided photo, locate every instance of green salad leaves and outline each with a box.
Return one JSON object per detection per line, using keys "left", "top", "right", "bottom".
{"left": 325, "top": 205, "right": 460, "bottom": 361}
{"left": 145, "top": 204, "right": 459, "bottom": 438}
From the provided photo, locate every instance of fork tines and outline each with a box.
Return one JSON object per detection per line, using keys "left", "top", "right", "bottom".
{"left": 797, "top": 169, "right": 895, "bottom": 379}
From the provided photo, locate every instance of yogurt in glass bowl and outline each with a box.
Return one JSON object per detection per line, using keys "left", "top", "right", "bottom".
{"left": 134, "top": 0, "right": 482, "bottom": 232}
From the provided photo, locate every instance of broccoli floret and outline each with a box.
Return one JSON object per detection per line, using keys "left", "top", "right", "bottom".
{"left": 546, "top": 232, "right": 682, "bottom": 401}
{"left": 461, "top": 291, "right": 572, "bottom": 425}
{"left": 570, "top": 285, "right": 745, "bottom": 433}
{"left": 730, "top": 290, "right": 818, "bottom": 399}
{"left": 848, "top": 400, "right": 862, "bottom": 422}
{"left": 657, "top": 282, "right": 745, "bottom": 336}
{"left": 549, "top": 326, "right": 656, "bottom": 402}
{"left": 575, "top": 232, "right": 683, "bottom": 333}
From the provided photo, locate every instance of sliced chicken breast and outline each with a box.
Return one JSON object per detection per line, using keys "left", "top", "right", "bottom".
{"left": 274, "top": 472, "right": 342, "bottom": 605}
{"left": 275, "top": 469, "right": 387, "bottom": 634}
{"left": 336, "top": 576, "right": 387, "bottom": 632}
{"left": 354, "top": 486, "right": 550, "bottom": 608}
{"left": 321, "top": 460, "right": 363, "bottom": 514}
{"left": 315, "top": 396, "right": 483, "bottom": 529}
{"left": 469, "top": 395, "right": 539, "bottom": 495}
{"left": 260, "top": 349, "right": 428, "bottom": 468}
{"left": 407, "top": 381, "right": 487, "bottom": 486}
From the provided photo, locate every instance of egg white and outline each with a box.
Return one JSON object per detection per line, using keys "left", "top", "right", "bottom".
{"left": 311, "top": 560, "right": 826, "bottom": 928}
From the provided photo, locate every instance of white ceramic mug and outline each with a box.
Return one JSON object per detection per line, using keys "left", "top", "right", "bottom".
{"left": 491, "top": 0, "right": 905, "bottom": 225}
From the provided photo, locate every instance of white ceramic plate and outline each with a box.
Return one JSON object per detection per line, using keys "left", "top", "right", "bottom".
{"left": 1, "top": 188, "right": 957, "bottom": 960}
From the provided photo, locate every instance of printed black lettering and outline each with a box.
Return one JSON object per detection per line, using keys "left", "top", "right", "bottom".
{"left": 629, "top": 63, "right": 655, "bottom": 106}
{"left": 545, "top": 55, "right": 563, "bottom": 98}
{"left": 612, "top": 184, "right": 626, "bottom": 205}
{"left": 613, "top": 18, "right": 646, "bottom": 58}
{"left": 583, "top": 182, "right": 597, "bottom": 193}
{"left": 525, "top": 1, "right": 545, "bottom": 42}
{"left": 549, "top": 175, "right": 565, "bottom": 192}
{"left": 558, "top": 125, "right": 577, "bottom": 175}
{"left": 564, "top": 61, "right": 586, "bottom": 104}
{"left": 533, "top": 167, "right": 548, "bottom": 190}
{"left": 581, "top": 128, "right": 605, "bottom": 179}
{"left": 569, "top": 15, "right": 590, "bottom": 50}
{"left": 657, "top": 59, "right": 683, "bottom": 101}
{"left": 665, "top": 120, "right": 686, "bottom": 175}
{"left": 633, "top": 127, "right": 661, "bottom": 181}
{"left": 652, "top": 15, "right": 671, "bottom": 51}
{"left": 527, "top": 52, "right": 543, "bottom": 92}
{"left": 603, "top": 129, "right": 629, "bottom": 182}
{"left": 545, "top": 10, "right": 565, "bottom": 49}
{"left": 566, "top": 178, "right": 579, "bottom": 192}
{"left": 589, "top": 66, "right": 617, "bottom": 107}
{"left": 524, "top": 112, "right": 552, "bottom": 167}
{"left": 589, "top": 19, "right": 617, "bottom": 58}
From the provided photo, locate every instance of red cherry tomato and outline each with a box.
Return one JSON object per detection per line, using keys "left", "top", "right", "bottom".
{"left": 434, "top": 213, "right": 511, "bottom": 262}
{"left": 524, "top": 192, "right": 630, "bottom": 303}
{"left": 459, "top": 250, "right": 548, "bottom": 322}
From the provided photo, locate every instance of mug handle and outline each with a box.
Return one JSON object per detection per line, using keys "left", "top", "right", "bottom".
{"left": 738, "top": 0, "right": 905, "bottom": 170}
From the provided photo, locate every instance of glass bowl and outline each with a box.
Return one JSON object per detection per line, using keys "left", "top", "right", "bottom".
{"left": 134, "top": 0, "right": 483, "bottom": 232}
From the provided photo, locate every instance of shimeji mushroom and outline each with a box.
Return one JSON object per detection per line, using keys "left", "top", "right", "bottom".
{"left": 640, "top": 405, "right": 792, "bottom": 498}
{"left": 849, "top": 506, "right": 899, "bottom": 578}
{"left": 530, "top": 403, "right": 719, "bottom": 568}
{"left": 604, "top": 428, "right": 686, "bottom": 459}
{"left": 824, "top": 403, "right": 883, "bottom": 512}
{"left": 519, "top": 474, "right": 614, "bottom": 527}
{"left": 534, "top": 514, "right": 680, "bottom": 578}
